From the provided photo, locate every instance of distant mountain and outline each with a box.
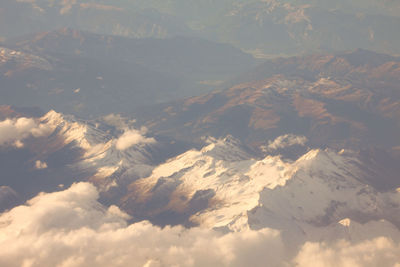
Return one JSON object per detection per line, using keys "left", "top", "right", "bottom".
{"left": 139, "top": 49, "right": 400, "bottom": 152}
{"left": 2, "top": 0, "right": 400, "bottom": 56}
{"left": 0, "top": 28, "right": 256, "bottom": 117}
{"left": 233, "top": 48, "right": 400, "bottom": 84}
{"left": 212, "top": 1, "right": 400, "bottom": 56}
{"left": 6, "top": 28, "right": 255, "bottom": 75}
{"left": 0, "top": 0, "right": 190, "bottom": 40}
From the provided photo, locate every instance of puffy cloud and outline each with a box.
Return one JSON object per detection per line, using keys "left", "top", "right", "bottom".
{"left": 0, "top": 117, "right": 52, "bottom": 147}
{"left": 267, "top": 134, "right": 308, "bottom": 150}
{"left": 34, "top": 160, "right": 48, "bottom": 170}
{"left": 102, "top": 114, "right": 155, "bottom": 150}
{"left": 102, "top": 113, "right": 131, "bottom": 130}
{"left": 294, "top": 238, "right": 400, "bottom": 267}
{"left": 115, "top": 129, "right": 156, "bottom": 150}
{"left": 1, "top": 182, "right": 400, "bottom": 267}
{"left": 0, "top": 182, "right": 286, "bottom": 267}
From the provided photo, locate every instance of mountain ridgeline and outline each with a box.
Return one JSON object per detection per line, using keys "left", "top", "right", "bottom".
{"left": 0, "top": 28, "right": 257, "bottom": 117}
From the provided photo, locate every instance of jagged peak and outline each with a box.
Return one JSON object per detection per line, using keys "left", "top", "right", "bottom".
{"left": 41, "top": 110, "right": 63, "bottom": 122}
{"left": 295, "top": 148, "right": 352, "bottom": 163}
{"left": 201, "top": 135, "right": 252, "bottom": 161}
{"left": 296, "top": 148, "right": 324, "bottom": 161}
{"left": 291, "top": 148, "right": 363, "bottom": 182}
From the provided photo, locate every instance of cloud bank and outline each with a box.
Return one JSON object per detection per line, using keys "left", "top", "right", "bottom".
{"left": 0, "top": 183, "right": 399, "bottom": 267}
{"left": 0, "top": 117, "right": 51, "bottom": 147}
{"left": 0, "top": 183, "right": 284, "bottom": 267}
{"left": 294, "top": 238, "right": 400, "bottom": 267}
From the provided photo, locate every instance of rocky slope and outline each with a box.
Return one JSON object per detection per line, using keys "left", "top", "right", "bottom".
{"left": 140, "top": 49, "right": 400, "bottom": 152}
{"left": 0, "top": 28, "right": 256, "bottom": 117}
{"left": 119, "top": 135, "right": 400, "bottom": 255}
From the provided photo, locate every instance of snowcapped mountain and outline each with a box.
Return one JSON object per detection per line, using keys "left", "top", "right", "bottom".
{"left": 1, "top": 107, "right": 399, "bottom": 265}
{"left": 40, "top": 110, "right": 155, "bottom": 180}
{"left": 121, "top": 135, "right": 400, "bottom": 245}
{"left": 2, "top": 2, "right": 400, "bottom": 265}
{"left": 0, "top": 108, "right": 190, "bottom": 209}
{"left": 1, "top": 44, "right": 400, "bottom": 265}
{"left": 119, "top": 135, "right": 400, "bottom": 262}
{"left": 2, "top": 107, "right": 398, "bottom": 241}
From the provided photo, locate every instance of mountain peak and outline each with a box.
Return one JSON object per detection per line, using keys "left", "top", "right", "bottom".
{"left": 41, "top": 110, "right": 64, "bottom": 124}
{"left": 201, "top": 135, "right": 253, "bottom": 161}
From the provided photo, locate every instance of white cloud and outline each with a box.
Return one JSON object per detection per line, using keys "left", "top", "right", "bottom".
{"left": 35, "top": 160, "right": 48, "bottom": 170}
{"left": 115, "top": 129, "right": 155, "bottom": 150}
{"left": 1, "top": 182, "right": 400, "bottom": 267}
{"left": 0, "top": 117, "right": 52, "bottom": 148}
{"left": 102, "top": 114, "right": 155, "bottom": 150}
{"left": 267, "top": 134, "right": 308, "bottom": 150}
{"left": 0, "top": 182, "right": 285, "bottom": 267}
{"left": 294, "top": 238, "right": 400, "bottom": 267}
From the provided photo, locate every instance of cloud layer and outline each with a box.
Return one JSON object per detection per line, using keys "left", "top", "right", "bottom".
{"left": 1, "top": 183, "right": 399, "bottom": 267}
{"left": 0, "top": 183, "right": 285, "bottom": 267}
{"left": 294, "top": 238, "right": 400, "bottom": 267}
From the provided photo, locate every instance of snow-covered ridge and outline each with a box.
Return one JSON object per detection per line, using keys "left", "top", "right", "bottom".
{"left": 248, "top": 149, "right": 400, "bottom": 242}
{"left": 1, "top": 110, "right": 400, "bottom": 264}
{"left": 123, "top": 137, "right": 400, "bottom": 249}
{"left": 31, "top": 110, "right": 157, "bottom": 190}
{"left": 124, "top": 135, "right": 279, "bottom": 225}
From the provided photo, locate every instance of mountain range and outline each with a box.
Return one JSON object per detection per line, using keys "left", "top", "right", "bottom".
{"left": 137, "top": 49, "right": 400, "bottom": 155}
{"left": 1, "top": 5, "right": 400, "bottom": 264}
{"left": 0, "top": 28, "right": 256, "bottom": 117}
{"left": 0, "top": 105, "right": 399, "bottom": 265}
{"left": 1, "top": 0, "right": 400, "bottom": 56}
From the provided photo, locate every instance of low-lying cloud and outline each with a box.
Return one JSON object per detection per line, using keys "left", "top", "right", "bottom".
{"left": 267, "top": 134, "right": 308, "bottom": 150}
{"left": 294, "top": 238, "right": 400, "bottom": 267}
{"left": 0, "top": 117, "right": 52, "bottom": 147}
{"left": 115, "top": 128, "right": 156, "bottom": 150}
{"left": 0, "top": 183, "right": 399, "bottom": 267}
{"left": 0, "top": 183, "right": 285, "bottom": 267}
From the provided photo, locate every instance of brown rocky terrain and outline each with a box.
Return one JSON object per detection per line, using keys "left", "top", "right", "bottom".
{"left": 140, "top": 49, "right": 400, "bottom": 152}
